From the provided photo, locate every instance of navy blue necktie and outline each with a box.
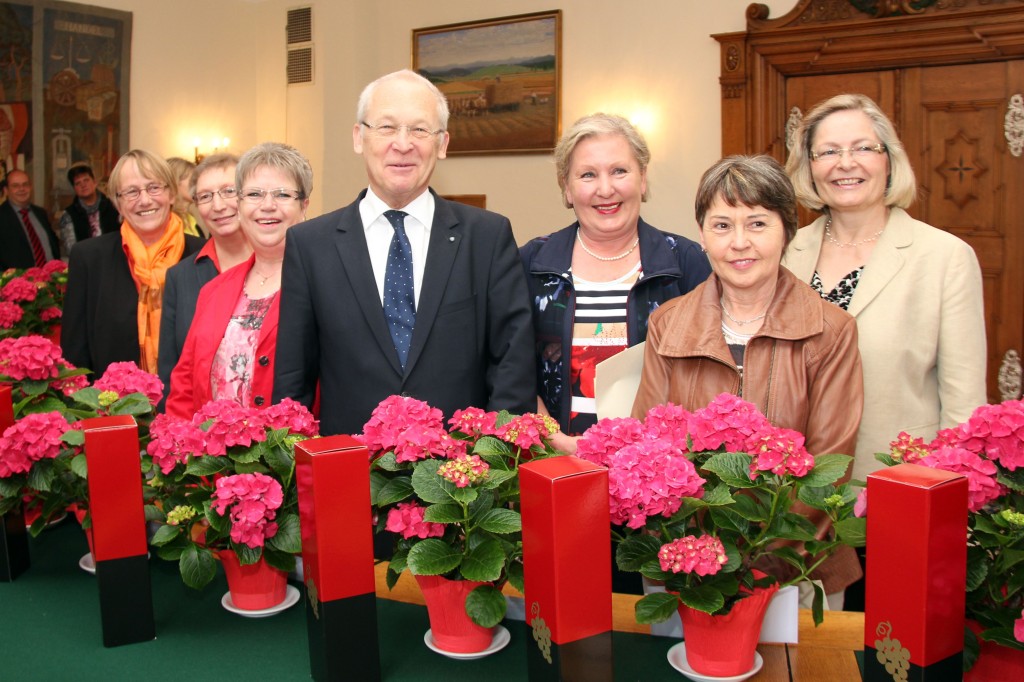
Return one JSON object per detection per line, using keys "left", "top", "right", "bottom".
{"left": 383, "top": 210, "right": 416, "bottom": 369}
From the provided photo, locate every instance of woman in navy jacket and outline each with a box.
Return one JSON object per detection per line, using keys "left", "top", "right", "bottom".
{"left": 520, "top": 114, "right": 710, "bottom": 452}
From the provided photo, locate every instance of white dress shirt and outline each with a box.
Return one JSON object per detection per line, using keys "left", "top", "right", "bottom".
{"left": 359, "top": 188, "right": 433, "bottom": 307}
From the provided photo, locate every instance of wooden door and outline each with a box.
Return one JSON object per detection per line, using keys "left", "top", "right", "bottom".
{"left": 902, "top": 61, "right": 1024, "bottom": 402}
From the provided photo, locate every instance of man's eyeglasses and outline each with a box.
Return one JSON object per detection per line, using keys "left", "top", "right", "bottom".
{"left": 809, "top": 144, "right": 887, "bottom": 163}
{"left": 239, "top": 187, "right": 305, "bottom": 204}
{"left": 194, "top": 187, "right": 239, "bottom": 205}
{"left": 360, "top": 121, "right": 444, "bottom": 140}
{"left": 116, "top": 183, "right": 167, "bottom": 201}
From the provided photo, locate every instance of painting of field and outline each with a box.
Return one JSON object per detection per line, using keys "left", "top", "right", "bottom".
{"left": 413, "top": 11, "right": 561, "bottom": 154}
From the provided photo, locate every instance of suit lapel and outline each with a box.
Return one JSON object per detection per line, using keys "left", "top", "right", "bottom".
{"left": 404, "top": 194, "right": 461, "bottom": 374}
{"left": 333, "top": 203, "right": 404, "bottom": 376}
{"left": 784, "top": 220, "right": 825, "bottom": 282}
{"left": 847, "top": 209, "right": 911, "bottom": 318}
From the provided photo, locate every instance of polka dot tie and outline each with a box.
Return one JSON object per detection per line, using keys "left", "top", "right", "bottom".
{"left": 383, "top": 210, "right": 416, "bottom": 369}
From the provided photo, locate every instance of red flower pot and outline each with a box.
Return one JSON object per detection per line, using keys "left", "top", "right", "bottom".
{"left": 965, "top": 619, "right": 1024, "bottom": 682}
{"left": 415, "top": 574, "right": 494, "bottom": 654}
{"left": 678, "top": 580, "right": 779, "bottom": 677}
{"left": 218, "top": 549, "right": 287, "bottom": 610}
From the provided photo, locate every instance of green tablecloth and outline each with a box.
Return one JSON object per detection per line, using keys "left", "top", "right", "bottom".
{"left": 3, "top": 522, "right": 677, "bottom": 681}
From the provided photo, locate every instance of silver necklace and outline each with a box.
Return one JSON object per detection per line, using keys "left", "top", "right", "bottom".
{"left": 576, "top": 229, "right": 640, "bottom": 262}
{"left": 720, "top": 296, "right": 768, "bottom": 326}
{"left": 824, "top": 218, "right": 884, "bottom": 248}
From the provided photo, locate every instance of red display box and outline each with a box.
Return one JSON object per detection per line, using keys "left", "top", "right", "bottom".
{"left": 295, "top": 435, "right": 379, "bottom": 681}
{"left": 82, "top": 415, "right": 154, "bottom": 647}
{"left": 864, "top": 463, "right": 967, "bottom": 681}
{"left": 1, "top": 383, "right": 30, "bottom": 582}
{"left": 0, "top": 384, "right": 13, "bottom": 432}
{"left": 520, "top": 456, "right": 613, "bottom": 681}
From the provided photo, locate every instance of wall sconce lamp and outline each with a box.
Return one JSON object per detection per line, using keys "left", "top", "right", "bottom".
{"left": 193, "top": 137, "right": 231, "bottom": 164}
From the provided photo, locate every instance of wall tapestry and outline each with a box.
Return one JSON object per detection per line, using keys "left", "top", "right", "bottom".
{"left": 0, "top": 0, "right": 130, "bottom": 218}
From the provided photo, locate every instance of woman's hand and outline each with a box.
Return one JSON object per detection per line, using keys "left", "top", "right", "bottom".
{"left": 548, "top": 431, "right": 580, "bottom": 456}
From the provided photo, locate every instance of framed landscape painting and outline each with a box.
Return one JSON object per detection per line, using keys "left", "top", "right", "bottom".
{"left": 413, "top": 10, "right": 561, "bottom": 154}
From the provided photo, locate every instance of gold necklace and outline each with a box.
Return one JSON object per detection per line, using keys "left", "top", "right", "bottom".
{"left": 824, "top": 218, "right": 884, "bottom": 248}
{"left": 251, "top": 268, "right": 277, "bottom": 286}
{"left": 576, "top": 229, "right": 640, "bottom": 261}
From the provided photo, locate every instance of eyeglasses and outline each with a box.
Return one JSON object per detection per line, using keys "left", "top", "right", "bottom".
{"left": 360, "top": 121, "right": 444, "bottom": 140}
{"left": 809, "top": 144, "right": 887, "bottom": 163}
{"left": 194, "top": 187, "right": 239, "bottom": 204}
{"left": 239, "top": 187, "right": 305, "bottom": 204}
{"left": 116, "top": 183, "right": 167, "bottom": 201}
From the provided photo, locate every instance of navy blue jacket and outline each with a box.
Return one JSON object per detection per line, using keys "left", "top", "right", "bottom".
{"left": 520, "top": 219, "right": 711, "bottom": 433}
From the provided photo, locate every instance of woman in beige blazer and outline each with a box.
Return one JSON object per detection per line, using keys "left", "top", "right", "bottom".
{"left": 783, "top": 93, "right": 987, "bottom": 483}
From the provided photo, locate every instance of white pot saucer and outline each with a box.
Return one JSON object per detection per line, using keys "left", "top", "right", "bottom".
{"left": 221, "top": 584, "right": 300, "bottom": 618}
{"left": 78, "top": 552, "right": 96, "bottom": 574}
{"left": 424, "top": 624, "right": 510, "bottom": 660}
{"left": 666, "top": 642, "right": 764, "bottom": 681}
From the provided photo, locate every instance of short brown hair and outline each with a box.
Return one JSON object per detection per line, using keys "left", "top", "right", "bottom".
{"left": 695, "top": 155, "right": 798, "bottom": 248}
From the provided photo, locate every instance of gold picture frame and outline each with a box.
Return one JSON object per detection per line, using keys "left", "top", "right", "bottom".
{"left": 412, "top": 10, "right": 562, "bottom": 155}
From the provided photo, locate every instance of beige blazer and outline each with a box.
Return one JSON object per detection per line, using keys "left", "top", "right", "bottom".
{"left": 782, "top": 208, "right": 987, "bottom": 481}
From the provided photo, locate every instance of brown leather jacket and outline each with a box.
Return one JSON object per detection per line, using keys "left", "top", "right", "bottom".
{"left": 632, "top": 267, "right": 864, "bottom": 592}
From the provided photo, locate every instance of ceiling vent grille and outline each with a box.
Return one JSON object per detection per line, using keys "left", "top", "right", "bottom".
{"left": 286, "top": 7, "right": 313, "bottom": 85}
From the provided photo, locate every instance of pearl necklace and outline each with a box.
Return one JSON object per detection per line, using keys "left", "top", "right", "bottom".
{"left": 720, "top": 296, "right": 768, "bottom": 326}
{"left": 576, "top": 229, "right": 640, "bottom": 262}
{"left": 824, "top": 218, "right": 884, "bottom": 248}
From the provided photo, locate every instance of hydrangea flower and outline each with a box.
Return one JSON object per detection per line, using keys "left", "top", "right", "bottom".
{"left": 0, "top": 335, "right": 64, "bottom": 381}
{"left": 575, "top": 416, "right": 646, "bottom": 467}
{"left": 1, "top": 277, "right": 38, "bottom": 303}
{"left": 688, "top": 393, "right": 770, "bottom": 453}
{"left": 193, "top": 400, "right": 267, "bottom": 456}
{"left": 361, "top": 395, "right": 445, "bottom": 456}
{"left": 748, "top": 426, "right": 815, "bottom": 478}
{"left": 210, "top": 472, "right": 283, "bottom": 548}
{"left": 643, "top": 403, "right": 692, "bottom": 444}
{"left": 658, "top": 535, "right": 728, "bottom": 576}
{"left": 93, "top": 361, "right": 164, "bottom": 406}
{"left": 0, "top": 411, "right": 70, "bottom": 477}
{"left": 888, "top": 431, "right": 930, "bottom": 464}
{"left": 606, "top": 438, "right": 705, "bottom": 529}
{"left": 437, "top": 453, "right": 489, "bottom": 488}
{"left": 147, "top": 413, "right": 206, "bottom": 474}
{"left": 385, "top": 501, "right": 446, "bottom": 540}
{"left": 920, "top": 446, "right": 1004, "bottom": 513}
{"left": 0, "top": 300, "right": 23, "bottom": 328}
{"left": 496, "top": 412, "right": 558, "bottom": 451}
{"left": 448, "top": 407, "right": 498, "bottom": 437}
{"left": 262, "top": 398, "right": 320, "bottom": 437}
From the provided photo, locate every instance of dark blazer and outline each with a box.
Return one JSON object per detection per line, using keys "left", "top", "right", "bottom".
{"left": 158, "top": 240, "right": 220, "bottom": 407}
{"left": 61, "top": 231, "right": 203, "bottom": 376}
{"left": 273, "top": 189, "right": 536, "bottom": 437}
{"left": 166, "top": 255, "right": 278, "bottom": 418}
{"left": 0, "top": 201, "right": 60, "bottom": 268}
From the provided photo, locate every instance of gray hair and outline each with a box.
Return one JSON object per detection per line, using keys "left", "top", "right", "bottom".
{"left": 554, "top": 113, "right": 651, "bottom": 208}
{"left": 695, "top": 155, "right": 799, "bottom": 248}
{"left": 355, "top": 69, "right": 450, "bottom": 135}
{"left": 235, "top": 142, "right": 313, "bottom": 199}
{"left": 786, "top": 93, "right": 916, "bottom": 212}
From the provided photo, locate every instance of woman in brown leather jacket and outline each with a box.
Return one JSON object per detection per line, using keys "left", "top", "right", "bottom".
{"left": 631, "top": 155, "right": 864, "bottom": 603}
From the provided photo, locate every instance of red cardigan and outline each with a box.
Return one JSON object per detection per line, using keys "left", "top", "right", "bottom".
{"left": 165, "top": 255, "right": 279, "bottom": 418}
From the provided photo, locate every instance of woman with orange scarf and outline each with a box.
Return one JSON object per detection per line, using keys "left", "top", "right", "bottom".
{"left": 62, "top": 150, "right": 204, "bottom": 376}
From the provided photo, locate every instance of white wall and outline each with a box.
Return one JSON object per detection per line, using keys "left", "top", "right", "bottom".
{"left": 83, "top": 0, "right": 794, "bottom": 242}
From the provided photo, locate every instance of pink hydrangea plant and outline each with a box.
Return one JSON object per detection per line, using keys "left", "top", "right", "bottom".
{"left": 658, "top": 535, "right": 728, "bottom": 576}
{"left": 0, "top": 411, "right": 70, "bottom": 478}
{"left": 93, "top": 361, "right": 164, "bottom": 406}
{"left": 385, "top": 501, "right": 446, "bottom": 540}
{"left": 0, "top": 335, "right": 64, "bottom": 381}
{"left": 146, "top": 413, "right": 206, "bottom": 474}
{"left": 193, "top": 399, "right": 268, "bottom": 456}
{"left": 687, "top": 393, "right": 770, "bottom": 453}
{"left": 210, "top": 472, "right": 283, "bottom": 548}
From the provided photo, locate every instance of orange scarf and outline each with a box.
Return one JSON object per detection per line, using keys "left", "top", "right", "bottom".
{"left": 121, "top": 214, "right": 186, "bottom": 373}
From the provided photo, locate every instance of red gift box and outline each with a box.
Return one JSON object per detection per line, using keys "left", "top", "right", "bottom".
{"left": 81, "top": 414, "right": 154, "bottom": 647}
{"left": 864, "top": 463, "right": 967, "bottom": 681}
{"left": 0, "top": 384, "right": 13, "bottom": 432}
{"left": 520, "top": 455, "right": 613, "bottom": 681}
{"left": 294, "top": 435, "right": 379, "bottom": 681}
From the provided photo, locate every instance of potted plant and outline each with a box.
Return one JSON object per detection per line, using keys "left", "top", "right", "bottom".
{"left": 363, "top": 395, "right": 562, "bottom": 655}
{"left": 146, "top": 398, "right": 318, "bottom": 613}
{"left": 575, "top": 393, "right": 865, "bottom": 677}
{"left": 0, "top": 261, "right": 68, "bottom": 342}
{"left": 870, "top": 399, "right": 1024, "bottom": 679}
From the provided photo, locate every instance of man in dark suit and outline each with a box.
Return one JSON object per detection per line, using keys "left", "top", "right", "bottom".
{"left": 58, "top": 164, "right": 121, "bottom": 255}
{"left": 273, "top": 69, "right": 535, "bottom": 436}
{"left": 0, "top": 169, "right": 60, "bottom": 269}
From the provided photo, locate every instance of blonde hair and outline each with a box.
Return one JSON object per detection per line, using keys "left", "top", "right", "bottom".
{"left": 554, "top": 113, "right": 651, "bottom": 208}
{"left": 108, "top": 150, "right": 178, "bottom": 213}
{"left": 786, "top": 93, "right": 917, "bottom": 212}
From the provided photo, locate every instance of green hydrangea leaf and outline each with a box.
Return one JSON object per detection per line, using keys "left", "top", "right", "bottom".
{"left": 465, "top": 584, "right": 506, "bottom": 627}
{"left": 407, "top": 538, "right": 462, "bottom": 576}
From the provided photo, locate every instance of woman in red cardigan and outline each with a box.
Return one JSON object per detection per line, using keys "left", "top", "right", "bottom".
{"left": 165, "top": 142, "right": 312, "bottom": 417}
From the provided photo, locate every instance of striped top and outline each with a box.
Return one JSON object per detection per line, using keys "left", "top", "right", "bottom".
{"left": 567, "top": 262, "right": 642, "bottom": 434}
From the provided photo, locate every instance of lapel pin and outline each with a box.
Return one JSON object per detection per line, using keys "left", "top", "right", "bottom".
{"left": 449, "top": 236, "right": 455, "bottom": 242}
